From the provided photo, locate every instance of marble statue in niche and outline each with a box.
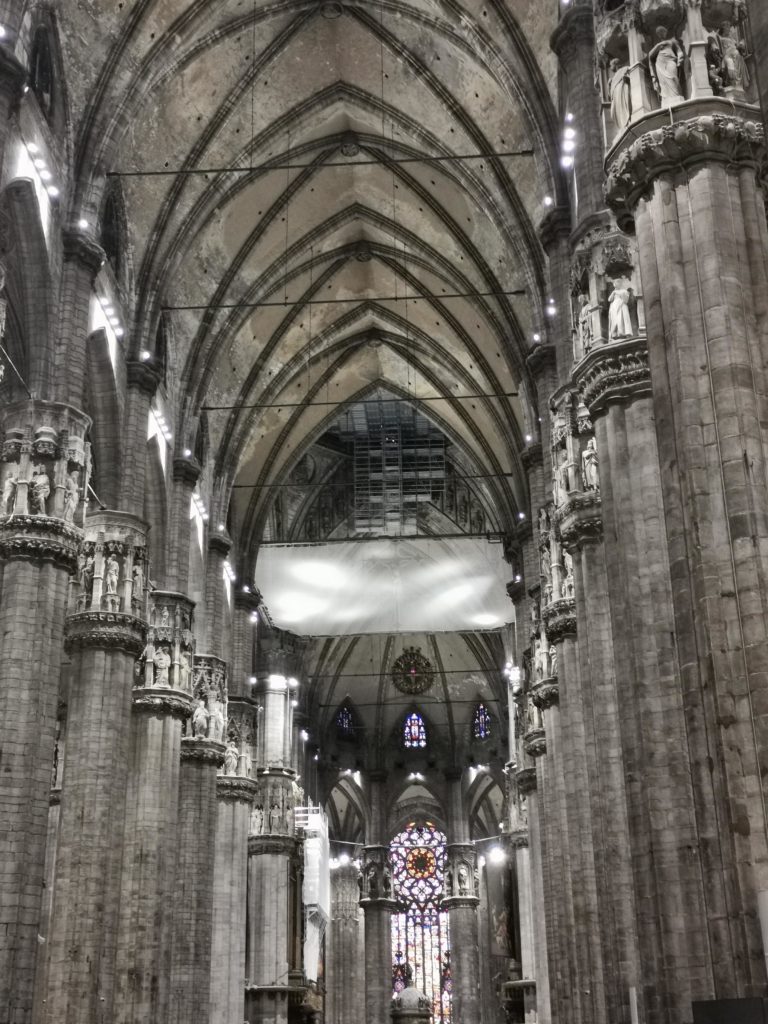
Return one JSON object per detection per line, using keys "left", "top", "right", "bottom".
{"left": 458, "top": 862, "right": 470, "bottom": 894}
{"left": 268, "top": 801, "right": 282, "bottom": 833}
{"left": 63, "top": 470, "right": 80, "bottom": 522}
{"left": 251, "top": 804, "right": 264, "bottom": 834}
{"left": 191, "top": 698, "right": 209, "bottom": 737}
{"left": 549, "top": 644, "right": 558, "bottom": 678}
{"left": 29, "top": 464, "right": 50, "bottom": 514}
{"left": 179, "top": 650, "right": 192, "bottom": 691}
{"left": 223, "top": 740, "right": 239, "bottom": 775}
{"left": 711, "top": 20, "right": 750, "bottom": 95}
{"left": 209, "top": 695, "right": 226, "bottom": 742}
{"left": 577, "top": 293, "right": 593, "bottom": 355}
{"left": 2, "top": 464, "right": 17, "bottom": 514}
{"left": 608, "top": 279, "right": 634, "bottom": 338}
{"left": 105, "top": 553, "right": 120, "bottom": 596}
{"left": 153, "top": 646, "right": 171, "bottom": 687}
{"left": 649, "top": 27, "right": 684, "bottom": 107}
{"left": 581, "top": 438, "right": 600, "bottom": 491}
{"left": 608, "top": 58, "right": 631, "bottom": 129}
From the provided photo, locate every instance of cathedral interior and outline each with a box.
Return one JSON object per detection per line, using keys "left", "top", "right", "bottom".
{"left": 1, "top": 2, "right": 768, "bottom": 1023}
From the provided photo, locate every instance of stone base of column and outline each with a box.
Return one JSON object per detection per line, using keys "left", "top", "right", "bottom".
{"left": 245, "top": 985, "right": 290, "bottom": 1024}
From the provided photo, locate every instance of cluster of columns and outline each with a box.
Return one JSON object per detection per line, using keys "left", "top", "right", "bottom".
{"left": 506, "top": 2, "right": 768, "bottom": 1022}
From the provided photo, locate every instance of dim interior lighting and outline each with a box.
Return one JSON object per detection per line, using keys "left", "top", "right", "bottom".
{"left": 478, "top": 854, "right": 486, "bottom": 868}
{"left": 114, "top": 327, "right": 124, "bottom": 338}
{"left": 183, "top": 447, "right": 192, "bottom": 457}
{"left": 46, "top": 186, "right": 59, "bottom": 198}
{"left": 339, "top": 852, "right": 350, "bottom": 866}
{"left": 525, "top": 433, "right": 532, "bottom": 442}
{"left": 543, "top": 195, "right": 553, "bottom": 207}
{"left": 26, "top": 142, "right": 39, "bottom": 154}
{"left": 545, "top": 304, "right": 557, "bottom": 316}
{"left": 109, "top": 317, "right": 120, "bottom": 326}
{"left": 564, "top": 127, "right": 576, "bottom": 140}
{"left": 532, "top": 332, "right": 541, "bottom": 342}
{"left": 562, "top": 138, "right": 576, "bottom": 153}
{"left": 561, "top": 155, "right": 575, "bottom": 169}
{"left": 300, "top": 729, "right": 309, "bottom": 742}
{"left": 518, "top": 511, "right": 526, "bottom": 520}
{"left": 291, "top": 699, "right": 299, "bottom": 708}
{"left": 489, "top": 846, "right": 507, "bottom": 865}
{"left": 565, "top": 111, "right": 574, "bottom": 122}
{"left": 217, "top": 523, "right": 225, "bottom": 532}
{"left": 140, "top": 350, "right": 151, "bottom": 361}
{"left": 248, "top": 675, "right": 257, "bottom": 684}
{"left": 78, "top": 218, "right": 89, "bottom": 230}
{"left": 222, "top": 559, "right": 236, "bottom": 584}
{"left": 242, "top": 584, "right": 251, "bottom": 593}
{"left": 514, "top": 574, "right": 522, "bottom": 583}
{"left": 104, "top": 305, "right": 114, "bottom": 315}
{"left": 313, "top": 753, "right": 319, "bottom": 761}
{"left": 33, "top": 157, "right": 46, "bottom": 169}
{"left": 288, "top": 677, "right": 299, "bottom": 689}
{"left": 0, "top": 25, "right": 6, "bottom": 38}
{"left": 407, "top": 772, "right": 424, "bottom": 781}
{"left": 39, "top": 168, "right": 52, "bottom": 181}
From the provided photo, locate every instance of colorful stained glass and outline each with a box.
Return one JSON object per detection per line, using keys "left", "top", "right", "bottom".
{"left": 336, "top": 706, "right": 354, "bottom": 736}
{"left": 473, "top": 702, "right": 491, "bottom": 740}
{"left": 390, "top": 822, "right": 451, "bottom": 1021}
{"left": 403, "top": 711, "right": 427, "bottom": 749}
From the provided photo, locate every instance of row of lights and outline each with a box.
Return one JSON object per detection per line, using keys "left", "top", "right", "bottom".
{"left": 504, "top": 662, "right": 523, "bottom": 693}
{"left": 98, "top": 295, "right": 125, "bottom": 339}
{"left": 561, "top": 112, "right": 577, "bottom": 170}
{"left": 25, "top": 142, "right": 60, "bottom": 199}
{"left": 222, "top": 557, "right": 236, "bottom": 582}
{"left": 192, "top": 490, "right": 209, "bottom": 522}
{"left": 153, "top": 409, "right": 172, "bottom": 444}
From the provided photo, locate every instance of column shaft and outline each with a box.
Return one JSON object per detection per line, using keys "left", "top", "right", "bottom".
{"left": 326, "top": 865, "right": 364, "bottom": 1024}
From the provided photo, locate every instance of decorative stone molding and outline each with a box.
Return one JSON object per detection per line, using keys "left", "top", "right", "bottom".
{"left": 520, "top": 442, "right": 543, "bottom": 471}
{"left": 62, "top": 229, "right": 106, "bottom": 277}
{"left": 180, "top": 736, "right": 225, "bottom": 767}
{"left": 443, "top": 843, "right": 479, "bottom": 903}
{"left": 524, "top": 728, "right": 547, "bottom": 759}
{"left": 542, "top": 598, "right": 577, "bottom": 641}
{"left": 0, "top": 514, "right": 81, "bottom": 569}
{"left": 247, "top": 834, "right": 299, "bottom": 857}
{"left": 515, "top": 767, "right": 537, "bottom": 795}
{"left": 557, "top": 491, "right": 604, "bottom": 550}
{"left": 531, "top": 678, "right": 560, "bottom": 710}
{"left": 249, "top": 771, "right": 302, "bottom": 836}
{"left": 217, "top": 775, "right": 258, "bottom": 803}
{"left": 576, "top": 335, "right": 652, "bottom": 414}
{"left": 360, "top": 845, "right": 395, "bottom": 903}
{"left": 126, "top": 359, "right": 163, "bottom": 396}
{"left": 66, "top": 611, "right": 146, "bottom": 655}
{"left": 507, "top": 828, "right": 529, "bottom": 850}
{"left": 172, "top": 454, "right": 202, "bottom": 486}
{"left": 526, "top": 343, "right": 557, "bottom": 378}
{"left": 606, "top": 108, "right": 765, "bottom": 217}
{"left": 132, "top": 686, "right": 192, "bottom": 720}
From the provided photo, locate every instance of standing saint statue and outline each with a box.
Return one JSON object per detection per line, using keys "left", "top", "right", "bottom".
{"left": 649, "top": 27, "right": 684, "bottom": 107}
{"left": 608, "top": 281, "right": 633, "bottom": 339}
{"left": 30, "top": 465, "right": 50, "bottom": 514}
{"left": 713, "top": 20, "right": 750, "bottom": 95}
{"left": 191, "top": 698, "right": 209, "bottom": 737}
{"left": 608, "top": 58, "right": 631, "bottom": 129}
{"left": 62, "top": 470, "right": 80, "bottom": 522}
{"left": 105, "top": 553, "right": 120, "bottom": 595}
{"left": 153, "top": 646, "right": 171, "bottom": 687}
{"left": 581, "top": 438, "right": 599, "bottom": 491}
{"left": 223, "top": 740, "right": 239, "bottom": 776}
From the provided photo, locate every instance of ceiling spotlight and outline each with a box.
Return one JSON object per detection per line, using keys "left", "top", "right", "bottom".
{"left": 78, "top": 218, "right": 89, "bottom": 230}
{"left": 183, "top": 447, "right": 192, "bottom": 457}
{"left": 46, "top": 186, "right": 59, "bottom": 198}
{"left": 0, "top": 25, "right": 7, "bottom": 39}
{"left": 518, "top": 512, "right": 526, "bottom": 520}
{"left": 114, "top": 327, "right": 124, "bottom": 338}
{"left": 39, "top": 169, "right": 52, "bottom": 181}
{"left": 532, "top": 332, "right": 541, "bottom": 342}
{"left": 543, "top": 195, "right": 553, "bottom": 207}
{"left": 26, "top": 142, "right": 39, "bottom": 154}
{"left": 33, "top": 157, "right": 46, "bottom": 169}
{"left": 140, "top": 350, "right": 151, "bottom": 361}
{"left": 489, "top": 846, "right": 507, "bottom": 865}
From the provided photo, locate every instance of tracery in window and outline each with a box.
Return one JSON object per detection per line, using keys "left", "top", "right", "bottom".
{"left": 472, "top": 702, "right": 491, "bottom": 741}
{"left": 403, "top": 711, "right": 427, "bottom": 749}
{"left": 390, "top": 822, "right": 451, "bottom": 1022}
{"left": 336, "top": 705, "right": 354, "bottom": 737}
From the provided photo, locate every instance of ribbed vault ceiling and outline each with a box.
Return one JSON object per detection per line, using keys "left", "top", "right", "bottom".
{"left": 60, "top": 0, "right": 562, "bottom": 560}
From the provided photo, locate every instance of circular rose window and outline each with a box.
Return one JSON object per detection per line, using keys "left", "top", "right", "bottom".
{"left": 392, "top": 646, "right": 434, "bottom": 695}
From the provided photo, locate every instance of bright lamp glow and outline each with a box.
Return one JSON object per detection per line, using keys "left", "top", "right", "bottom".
{"left": 489, "top": 846, "right": 507, "bottom": 865}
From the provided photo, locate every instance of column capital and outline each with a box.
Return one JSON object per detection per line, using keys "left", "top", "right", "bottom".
{"left": 526, "top": 343, "right": 557, "bottom": 377}
{"left": 247, "top": 834, "right": 298, "bottom": 856}
{"left": 172, "top": 454, "right": 202, "bottom": 486}
{"left": 132, "top": 686, "right": 192, "bottom": 720}
{"left": 538, "top": 206, "right": 571, "bottom": 251}
{"left": 575, "top": 335, "right": 652, "bottom": 415}
{"left": 180, "top": 736, "right": 225, "bottom": 766}
{"left": 62, "top": 228, "right": 106, "bottom": 278}
{"left": 66, "top": 610, "right": 146, "bottom": 655}
{"left": 556, "top": 491, "right": 603, "bottom": 550}
{"left": 531, "top": 678, "right": 560, "bottom": 710}
{"left": 515, "top": 766, "right": 537, "bottom": 795}
{"left": 126, "top": 359, "right": 163, "bottom": 397}
{"left": 508, "top": 828, "right": 530, "bottom": 850}
{"left": 523, "top": 727, "right": 547, "bottom": 759}
{"left": 542, "top": 597, "right": 577, "bottom": 641}
{"left": 520, "top": 442, "right": 543, "bottom": 471}
{"left": 208, "top": 530, "right": 232, "bottom": 557}
{"left": 606, "top": 104, "right": 765, "bottom": 221}
{"left": 550, "top": 3, "right": 594, "bottom": 65}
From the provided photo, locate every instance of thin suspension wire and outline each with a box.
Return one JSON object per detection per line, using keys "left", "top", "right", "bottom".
{"left": 202, "top": 390, "right": 518, "bottom": 410}
{"left": 162, "top": 287, "right": 526, "bottom": 311}
{"left": 104, "top": 149, "right": 534, "bottom": 178}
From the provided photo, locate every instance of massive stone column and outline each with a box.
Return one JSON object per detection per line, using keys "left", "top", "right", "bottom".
{"left": 360, "top": 844, "right": 397, "bottom": 1024}
{"left": 113, "top": 591, "right": 196, "bottom": 1024}
{"left": 607, "top": 98, "right": 768, "bottom": 1007}
{"left": 0, "top": 401, "right": 89, "bottom": 1024}
{"left": 44, "top": 511, "right": 148, "bottom": 1024}
{"left": 326, "top": 863, "right": 364, "bottom": 1024}
{"left": 246, "top": 670, "right": 301, "bottom": 1024}
{"left": 168, "top": 654, "right": 227, "bottom": 1024}
{"left": 443, "top": 774, "right": 480, "bottom": 1022}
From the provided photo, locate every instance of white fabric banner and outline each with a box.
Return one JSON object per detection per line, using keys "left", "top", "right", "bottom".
{"left": 255, "top": 536, "right": 513, "bottom": 635}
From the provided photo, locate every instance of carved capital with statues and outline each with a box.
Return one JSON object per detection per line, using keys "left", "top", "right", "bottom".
{"left": 186, "top": 653, "right": 228, "bottom": 743}
{"left": 180, "top": 735, "right": 225, "bottom": 767}
{"left": 132, "top": 686, "right": 192, "bottom": 720}
{"left": 73, "top": 510, "right": 148, "bottom": 619}
{"left": 0, "top": 514, "right": 82, "bottom": 570}
{"left": 248, "top": 833, "right": 299, "bottom": 857}
{"left": 360, "top": 845, "right": 396, "bottom": 907}
{"left": 575, "top": 336, "right": 652, "bottom": 415}
{"left": 136, "top": 591, "right": 195, "bottom": 694}
{"left": 442, "top": 844, "right": 479, "bottom": 907}
{"left": 531, "top": 678, "right": 560, "bottom": 710}
{"left": 606, "top": 107, "right": 765, "bottom": 220}
{"left": 542, "top": 598, "right": 577, "bottom": 642}
{"left": 556, "top": 491, "right": 604, "bottom": 550}
{"left": 248, "top": 770, "right": 302, "bottom": 837}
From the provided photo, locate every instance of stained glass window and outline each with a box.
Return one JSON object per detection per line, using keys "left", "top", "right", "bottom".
{"left": 336, "top": 706, "right": 354, "bottom": 736}
{"left": 390, "top": 822, "right": 451, "bottom": 1022}
{"left": 473, "top": 703, "right": 491, "bottom": 741}
{"left": 403, "top": 711, "right": 427, "bottom": 748}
